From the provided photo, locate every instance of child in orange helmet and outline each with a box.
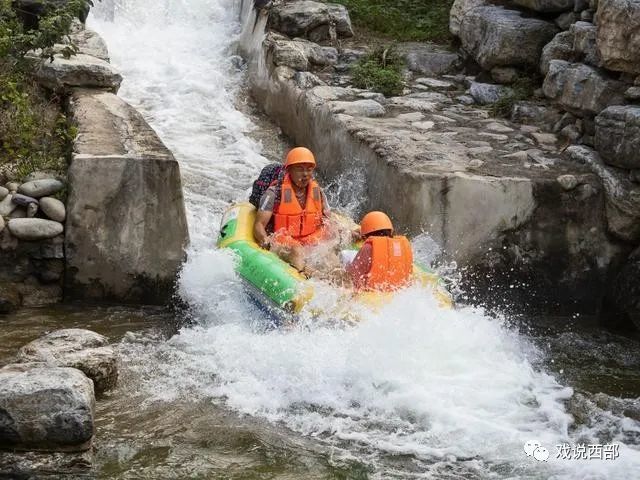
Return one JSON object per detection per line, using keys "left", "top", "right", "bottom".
{"left": 346, "top": 211, "right": 413, "bottom": 291}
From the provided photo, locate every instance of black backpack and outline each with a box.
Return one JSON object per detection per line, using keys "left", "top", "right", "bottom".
{"left": 249, "top": 163, "right": 285, "bottom": 208}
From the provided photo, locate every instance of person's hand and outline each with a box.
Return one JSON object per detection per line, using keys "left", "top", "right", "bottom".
{"left": 351, "top": 226, "right": 361, "bottom": 242}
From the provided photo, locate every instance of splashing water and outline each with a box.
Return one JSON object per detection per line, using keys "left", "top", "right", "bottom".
{"left": 89, "top": 1, "right": 640, "bottom": 477}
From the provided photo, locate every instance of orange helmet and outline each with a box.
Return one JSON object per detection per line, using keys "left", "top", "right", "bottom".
{"left": 360, "top": 211, "right": 393, "bottom": 236}
{"left": 285, "top": 147, "right": 316, "bottom": 168}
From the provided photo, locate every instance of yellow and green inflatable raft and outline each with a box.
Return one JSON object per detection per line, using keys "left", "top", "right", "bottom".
{"left": 217, "top": 203, "right": 453, "bottom": 317}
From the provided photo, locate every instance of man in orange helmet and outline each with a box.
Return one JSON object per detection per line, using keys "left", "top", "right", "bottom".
{"left": 254, "top": 146, "right": 331, "bottom": 275}
{"left": 346, "top": 211, "right": 413, "bottom": 291}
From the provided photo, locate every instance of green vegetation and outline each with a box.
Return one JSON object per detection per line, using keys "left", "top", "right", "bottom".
{"left": 332, "top": 0, "right": 454, "bottom": 43}
{"left": 488, "top": 77, "right": 538, "bottom": 118}
{"left": 0, "top": 0, "right": 91, "bottom": 180}
{"left": 351, "top": 46, "right": 405, "bottom": 97}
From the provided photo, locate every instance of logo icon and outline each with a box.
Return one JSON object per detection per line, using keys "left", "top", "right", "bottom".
{"left": 524, "top": 440, "right": 541, "bottom": 457}
{"left": 524, "top": 440, "right": 549, "bottom": 462}
{"left": 533, "top": 446, "right": 550, "bottom": 462}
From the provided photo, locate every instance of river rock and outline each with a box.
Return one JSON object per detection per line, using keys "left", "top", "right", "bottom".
{"left": 557, "top": 174, "right": 579, "bottom": 190}
{"left": 0, "top": 282, "right": 21, "bottom": 313}
{"left": 39, "top": 196, "right": 67, "bottom": 222}
{"left": 268, "top": 0, "right": 353, "bottom": 40}
{"left": 5, "top": 181, "right": 19, "bottom": 192}
{"left": 11, "top": 193, "right": 38, "bottom": 207}
{"left": 459, "top": 5, "right": 559, "bottom": 71}
{"left": 7, "top": 218, "right": 64, "bottom": 241}
{"left": 0, "top": 186, "right": 7, "bottom": 200}
{"left": 18, "top": 178, "right": 64, "bottom": 198}
{"left": 0, "top": 215, "right": 4, "bottom": 234}
{"left": 469, "top": 82, "right": 512, "bottom": 104}
{"left": 595, "top": 0, "right": 640, "bottom": 75}
{"left": 542, "top": 60, "right": 626, "bottom": 116}
{"left": 35, "top": 53, "right": 122, "bottom": 92}
{"left": 0, "top": 365, "right": 94, "bottom": 451}
{"left": 594, "top": 106, "right": 640, "bottom": 169}
{"left": 512, "top": 0, "right": 575, "bottom": 12}
{"left": 17, "top": 329, "right": 117, "bottom": 394}
{"left": 0, "top": 194, "right": 18, "bottom": 217}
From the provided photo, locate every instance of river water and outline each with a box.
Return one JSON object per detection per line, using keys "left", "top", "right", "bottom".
{"left": 2, "top": 0, "right": 638, "bottom": 478}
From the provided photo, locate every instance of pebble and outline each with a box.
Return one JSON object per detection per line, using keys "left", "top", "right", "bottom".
{"left": 0, "top": 186, "right": 8, "bottom": 201}
{"left": 0, "top": 215, "right": 4, "bottom": 233}
{"left": 5, "top": 182, "right": 19, "bottom": 193}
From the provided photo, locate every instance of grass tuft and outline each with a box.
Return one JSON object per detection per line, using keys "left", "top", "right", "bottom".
{"left": 351, "top": 46, "right": 405, "bottom": 97}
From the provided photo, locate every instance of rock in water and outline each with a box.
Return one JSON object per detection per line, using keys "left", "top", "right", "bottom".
{"left": 17, "top": 329, "right": 118, "bottom": 394}
{"left": 0, "top": 365, "right": 94, "bottom": 451}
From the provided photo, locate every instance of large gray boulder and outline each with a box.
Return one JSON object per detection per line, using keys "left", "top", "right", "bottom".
{"left": 595, "top": 0, "right": 640, "bottom": 75}
{"left": 66, "top": 89, "right": 189, "bottom": 304}
{"left": 595, "top": 106, "right": 640, "bottom": 170}
{"left": 0, "top": 365, "right": 94, "bottom": 451}
{"left": 542, "top": 60, "right": 626, "bottom": 116}
{"left": 17, "top": 329, "right": 117, "bottom": 394}
{"left": 567, "top": 145, "right": 640, "bottom": 242}
{"left": 269, "top": 0, "right": 353, "bottom": 40}
{"left": 459, "top": 5, "right": 559, "bottom": 71}
{"left": 450, "top": 0, "right": 488, "bottom": 36}
{"left": 35, "top": 53, "right": 122, "bottom": 92}
{"left": 511, "top": 0, "right": 575, "bottom": 12}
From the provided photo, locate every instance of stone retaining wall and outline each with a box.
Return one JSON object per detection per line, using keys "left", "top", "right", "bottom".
{"left": 0, "top": 17, "right": 189, "bottom": 308}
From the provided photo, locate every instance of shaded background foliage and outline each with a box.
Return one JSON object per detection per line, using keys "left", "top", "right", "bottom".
{"left": 0, "top": 0, "right": 91, "bottom": 179}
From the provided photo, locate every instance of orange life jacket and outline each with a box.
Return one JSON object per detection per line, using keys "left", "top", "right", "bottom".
{"left": 272, "top": 174, "right": 323, "bottom": 240}
{"left": 363, "top": 235, "right": 413, "bottom": 291}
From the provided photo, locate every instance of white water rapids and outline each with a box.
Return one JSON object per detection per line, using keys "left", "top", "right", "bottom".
{"left": 89, "top": 1, "right": 640, "bottom": 477}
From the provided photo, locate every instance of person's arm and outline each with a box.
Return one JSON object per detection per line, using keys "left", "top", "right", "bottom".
{"left": 254, "top": 209, "right": 273, "bottom": 248}
{"left": 346, "top": 242, "right": 373, "bottom": 288}
{"left": 254, "top": 189, "right": 275, "bottom": 248}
